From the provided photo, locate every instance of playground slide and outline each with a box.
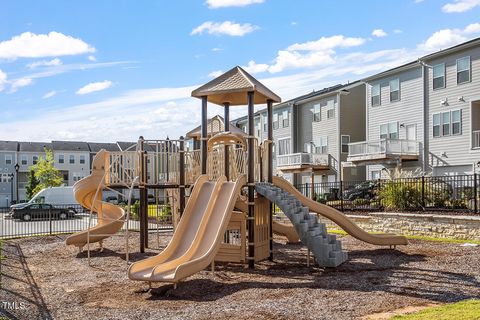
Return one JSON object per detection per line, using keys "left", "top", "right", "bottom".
{"left": 129, "top": 175, "right": 246, "bottom": 284}
{"left": 65, "top": 150, "right": 125, "bottom": 249}
{"left": 272, "top": 176, "right": 408, "bottom": 246}
{"left": 234, "top": 199, "right": 300, "bottom": 243}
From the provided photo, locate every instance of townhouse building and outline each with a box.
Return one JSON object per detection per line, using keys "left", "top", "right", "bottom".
{"left": 17, "top": 141, "right": 52, "bottom": 201}
{"left": 51, "top": 141, "right": 91, "bottom": 185}
{"left": 0, "top": 141, "right": 19, "bottom": 206}
{"left": 421, "top": 39, "right": 480, "bottom": 175}
{"left": 233, "top": 82, "right": 366, "bottom": 185}
{"left": 347, "top": 38, "right": 480, "bottom": 179}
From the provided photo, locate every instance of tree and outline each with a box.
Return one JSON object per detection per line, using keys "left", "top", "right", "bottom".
{"left": 25, "top": 168, "right": 40, "bottom": 200}
{"left": 31, "top": 148, "right": 63, "bottom": 196}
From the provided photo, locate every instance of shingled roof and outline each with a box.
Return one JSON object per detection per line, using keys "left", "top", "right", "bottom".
{"left": 52, "top": 141, "right": 90, "bottom": 152}
{"left": 88, "top": 142, "right": 121, "bottom": 152}
{"left": 185, "top": 115, "right": 245, "bottom": 139}
{"left": 0, "top": 141, "right": 19, "bottom": 152}
{"left": 191, "top": 66, "right": 281, "bottom": 106}
{"left": 19, "top": 142, "right": 52, "bottom": 152}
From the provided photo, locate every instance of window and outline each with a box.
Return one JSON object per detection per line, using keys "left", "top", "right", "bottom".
{"left": 312, "top": 103, "right": 321, "bottom": 122}
{"left": 433, "top": 110, "right": 462, "bottom": 137}
{"left": 58, "top": 154, "right": 64, "bottom": 164}
{"left": 433, "top": 63, "right": 445, "bottom": 89}
{"left": 341, "top": 135, "right": 350, "bottom": 153}
{"left": 273, "top": 113, "right": 279, "bottom": 130}
{"left": 389, "top": 79, "right": 400, "bottom": 102}
{"left": 326, "top": 100, "right": 335, "bottom": 119}
{"left": 80, "top": 155, "right": 86, "bottom": 164}
{"left": 457, "top": 56, "right": 470, "bottom": 84}
{"left": 21, "top": 155, "right": 27, "bottom": 165}
{"left": 380, "top": 122, "right": 398, "bottom": 139}
{"left": 313, "top": 136, "right": 328, "bottom": 154}
{"left": 5, "top": 155, "right": 12, "bottom": 165}
{"left": 371, "top": 84, "right": 380, "bottom": 106}
{"left": 263, "top": 123, "right": 267, "bottom": 132}
{"left": 69, "top": 155, "right": 75, "bottom": 164}
{"left": 277, "top": 138, "right": 291, "bottom": 155}
{"left": 282, "top": 110, "right": 289, "bottom": 127}
{"left": 371, "top": 170, "right": 381, "bottom": 180}
{"left": 33, "top": 155, "right": 38, "bottom": 165}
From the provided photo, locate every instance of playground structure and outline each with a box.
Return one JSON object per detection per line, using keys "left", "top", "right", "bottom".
{"left": 66, "top": 66, "right": 408, "bottom": 284}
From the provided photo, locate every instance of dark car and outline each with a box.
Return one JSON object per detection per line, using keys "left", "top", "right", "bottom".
{"left": 10, "top": 203, "right": 76, "bottom": 221}
{"left": 343, "top": 181, "right": 378, "bottom": 201}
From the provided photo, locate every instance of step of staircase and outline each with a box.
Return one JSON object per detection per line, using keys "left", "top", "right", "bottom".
{"left": 256, "top": 182, "right": 347, "bottom": 268}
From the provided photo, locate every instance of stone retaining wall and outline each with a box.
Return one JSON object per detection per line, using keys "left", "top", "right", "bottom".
{"left": 319, "top": 213, "right": 480, "bottom": 241}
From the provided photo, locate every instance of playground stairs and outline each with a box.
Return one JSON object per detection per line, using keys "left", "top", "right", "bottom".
{"left": 256, "top": 182, "right": 348, "bottom": 268}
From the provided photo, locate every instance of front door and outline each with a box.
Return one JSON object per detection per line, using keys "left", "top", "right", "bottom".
{"left": 406, "top": 124, "right": 416, "bottom": 152}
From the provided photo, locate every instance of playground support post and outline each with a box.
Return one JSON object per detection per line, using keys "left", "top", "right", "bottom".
{"left": 224, "top": 102, "right": 230, "bottom": 180}
{"left": 138, "top": 136, "right": 148, "bottom": 253}
{"left": 179, "top": 136, "right": 186, "bottom": 216}
{"left": 247, "top": 91, "right": 255, "bottom": 269}
{"left": 201, "top": 96, "right": 208, "bottom": 175}
{"left": 267, "top": 99, "right": 274, "bottom": 261}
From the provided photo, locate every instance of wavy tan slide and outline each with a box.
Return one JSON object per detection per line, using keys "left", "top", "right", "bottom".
{"left": 234, "top": 199, "right": 300, "bottom": 243}
{"left": 129, "top": 175, "right": 246, "bottom": 284}
{"left": 272, "top": 176, "right": 408, "bottom": 246}
{"left": 66, "top": 150, "right": 125, "bottom": 250}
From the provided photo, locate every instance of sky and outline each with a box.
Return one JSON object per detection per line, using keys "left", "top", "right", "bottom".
{"left": 1, "top": 0, "right": 480, "bottom": 142}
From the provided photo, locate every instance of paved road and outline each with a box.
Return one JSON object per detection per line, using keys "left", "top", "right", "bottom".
{"left": 0, "top": 213, "right": 169, "bottom": 238}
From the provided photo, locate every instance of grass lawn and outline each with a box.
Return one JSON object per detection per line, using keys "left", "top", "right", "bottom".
{"left": 391, "top": 299, "right": 480, "bottom": 319}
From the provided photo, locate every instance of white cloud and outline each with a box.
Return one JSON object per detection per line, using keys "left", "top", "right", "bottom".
{"left": 414, "top": 0, "right": 424, "bottom": 3}
{"left": 211, "top": 47, "right": 224, "bottom": 52}
{"left": 88, "top": 55, "right": 97, "bottom": 62}
{"left": 242, "top": 60, "right": 269, "bottom": 73}
{"left": 418, "top": 22, "right": 480, "bottom": 51}
{"left": 394, "top": 29, "right": 403, "bottom": 34}
{"left": 372, "top": 29, "right": 388, "bottom": 37}
{"left": 76, "top": 80, "right": 113, "bottom": 95}
{"left": 26, "top": 58, "right": 62, "bottom": 69}
{"left": 10, "top": 78, "right": 33, "bottom": 93}
{"left": 191, "top": 21, "right": 258, "bottom": 36}
{"left": 287, "top": 35, "right": 366, "bottom": 51}
{"left": 291, "top": 22, "right": 297, "bottom": 26}
{"left": 442, "top": 0, "right": 480, "bottom": 13}
{"left": 0, "top": 69, "right": 7, "bottom": 92}
{"left": 208, "top": 70, "right": 223, "bottom": 78}
{"left": 205, "top": 0, "right": 264, "bottom": 8}
{"left": 0, "top": 31, "right": 95, "bottom": 60}
{"left": 42, "top": 90, "right": 57, "bottom": 99}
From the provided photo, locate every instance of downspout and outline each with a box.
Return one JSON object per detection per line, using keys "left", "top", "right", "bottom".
{"left": 419, "top": 60, "right": 429, "bottom": 173}
{"left": 336, "top": 92, "right": 341, "bottom": 182}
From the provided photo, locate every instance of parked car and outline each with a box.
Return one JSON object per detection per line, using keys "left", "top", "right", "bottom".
{"left": 343, "top": 181, "right": 378, "bottom": 201}
{"left": 9, "top": 203, "right": 76, "bottom": 221}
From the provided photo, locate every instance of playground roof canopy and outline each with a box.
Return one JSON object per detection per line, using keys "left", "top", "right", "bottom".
{"left": 191, "top": 66, "right": 281, "bottom": 106}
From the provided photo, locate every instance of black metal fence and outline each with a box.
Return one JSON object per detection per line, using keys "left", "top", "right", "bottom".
{"left": 295, "top": 174, "right": 479, "bottom": 214}
{"left": 0, "top": 203, "right": 173, "bottom": 239}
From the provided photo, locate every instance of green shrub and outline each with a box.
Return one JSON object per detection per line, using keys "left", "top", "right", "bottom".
{"left": 378, "top": 180, "right": 423, "bottom": 210}
{"left": 129, "top": 201, "right": 140, "bottom": 220}
{"left": 352, "top": 198, "right": 370, "bottom": 206}
{"left": 448, "top": 199, "right": 467, "bottom": 209}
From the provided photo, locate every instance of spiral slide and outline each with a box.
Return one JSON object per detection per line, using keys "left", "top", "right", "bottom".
{"left": 66, "top": 150, "right": 125, "bottom": 250}
{"left": 128, "top": 175, "right": 246, "bottom": 284}
{"left": 270, "top": 176, "right": 408, "bottom": 246}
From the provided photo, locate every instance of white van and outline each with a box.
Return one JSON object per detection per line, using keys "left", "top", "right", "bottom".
{"left": 10, "top": 186, "right": 77, "bottom": 210}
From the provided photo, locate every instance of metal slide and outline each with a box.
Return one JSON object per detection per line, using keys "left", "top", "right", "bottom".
{"left": 65, "top": 150, "right": 125, "bottom": 249}
{"left": 128, "top": 175, "right": 246, "bottom": 284}
{"left": 270, "top": 176, "right": 408, "bottom": 246}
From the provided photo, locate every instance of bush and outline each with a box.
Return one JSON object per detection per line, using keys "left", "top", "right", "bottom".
{"left": 352, "top": 198, "right": 370, "bottom": 206}
{"left": 129, "top": 201, "right": 140, "bottom": 220}
{"left": 378, "top": 180, "right": 423, "bottom": 210}
{"left": 447, "top": 199, "right": 467, "bottom": 209}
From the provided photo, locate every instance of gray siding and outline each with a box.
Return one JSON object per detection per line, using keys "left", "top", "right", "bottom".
{"left": 425, "top": 45, "right": 480, "bottom": 174}
{"left": 366, "top": 66, "right": 425, "bottom": 178}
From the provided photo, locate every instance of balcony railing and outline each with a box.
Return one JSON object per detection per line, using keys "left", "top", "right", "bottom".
{"left": 277, "top": 153, "right": 330, "bottom": 168}
{"left": 473, "top": 130, "right": 480, "bottom": 149}
{"left": 347, "top": 139, "right": 419, "bottom": 161}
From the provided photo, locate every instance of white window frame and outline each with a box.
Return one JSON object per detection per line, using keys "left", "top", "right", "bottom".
{"left": 21, "top": 155, "right": 27, "bottom": 165}
{"left": 69, "top": 155, "right": 75, "bottom": 164}
{"left": 326, "top": 100, "right": 335, "bottom": 119}
{"left": 432, "top": 110, "right": 462, "bottom": 137}
{"left": 380, "top": 122, "right": 399, "bottom": 140}
{"left": 313, "top": 136, "right": 328, "bottom": 154}
{"left": 456, "top": 56, "right": 471, "bottom": 85}
{"left": 32, "top": 155, "right": 38, "bottom": 165}
{"left": 277, "top": 137, "right": 291, "bottom": 156}
{"left": 273, "top": 113, "right": 279, "bottom": 130}
{"left": 341, "top": 135, "right": 350, "bottom": 153}
{"left": 5, "top": 154, "right": 12, "bottom": 165}
{"left": 432, "top": 63, "right": 445, "bottom": 90}
{"left": 80, "top": 155, "right": 86, "bottom": 164}
{"left": 58, "top": 154, "right": 64, "bottom": 164}
{"left": 312, "top": 103, "right": 321, "bottom": 122}
{"left": 282, "top": 110, "right": 289, "bottom": 128}
{"left": 389, "top": 78, "right": 400, "bottom": 102}
{"left": 371, "top": 84, "right": 381, "bottom": 107}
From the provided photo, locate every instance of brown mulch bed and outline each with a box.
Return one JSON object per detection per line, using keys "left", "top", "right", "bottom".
{"left": 1, "top": 233, "right": 479, "bottom": 320}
